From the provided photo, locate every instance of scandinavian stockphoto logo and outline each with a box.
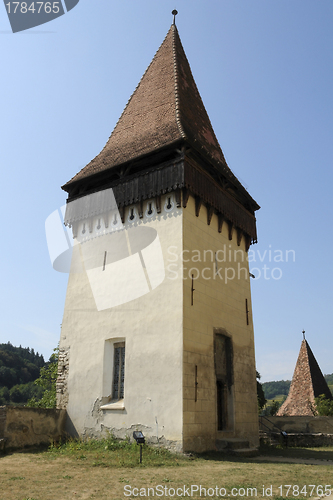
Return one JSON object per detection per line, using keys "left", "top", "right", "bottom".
{"left": 166, "top": 245, "right": 296, "bottom": 282}
{"left": 45, "top": 188, "right": 165, "bottom": 311}
{"left": 3, "top": 0, "right": 79, "bottom": 33}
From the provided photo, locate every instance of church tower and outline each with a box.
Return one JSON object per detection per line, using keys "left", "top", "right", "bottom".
{"left": 57, "top": 18, "right": 260, "bottom": 452}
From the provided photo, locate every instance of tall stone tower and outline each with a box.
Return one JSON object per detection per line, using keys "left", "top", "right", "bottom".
{"left": 57, "top": 20, "right": 260, "bottom": 452}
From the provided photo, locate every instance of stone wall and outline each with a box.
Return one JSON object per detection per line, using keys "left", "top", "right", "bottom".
{"left": 285, "top": 433, "right": 333, "bottom": 447}
{"left": 2, "top": 406, "right": 66, "bottom": 449}
{"left": 261, "top": 415, "right": 333, "bottom": 434}
{"left": 56, "top": 347, "right": 70, "bottom": 409}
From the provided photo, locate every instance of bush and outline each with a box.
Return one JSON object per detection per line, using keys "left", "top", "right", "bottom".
{"left": 27, "top": 348, "right": 58, "bottom": 409}
{"left": 314, "top": 394, "right": 333, "bottom": 416}
{"left": 0, "top": 386, "right": 10, "bottom": 402}
{"left": 261, "top": 399, "right": 282, "bottom": 416}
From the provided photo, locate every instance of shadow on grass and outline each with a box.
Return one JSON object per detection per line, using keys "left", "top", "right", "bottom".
{"left": 195, "top": 451, "right": 249, "bottom": 463}
{"left": 2, "top": 440, "right": 333, "bottom": 467}
{"left": 256, "top": 444, "right": 333, "bottom": 462}
{"left": 0, "top": 443, "right": 50, "bottom": 459}
{"left": 196, "top": 445, "right": 333, "bottom": 465}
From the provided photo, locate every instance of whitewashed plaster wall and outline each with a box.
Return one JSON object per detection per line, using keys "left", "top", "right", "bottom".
{"left": 59, "top": 195, "right": 184, "bottom": 449}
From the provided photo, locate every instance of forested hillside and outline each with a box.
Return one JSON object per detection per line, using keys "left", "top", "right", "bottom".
{"left": 0, "top": 342, "right": 46, "bottom": 405}
{"left": 325, "top": 374, "right": 333, "bottom": 394}
{"left": 262, "top": 380, "right": 291, "bottom": 400}
{"left": 263, "top": 374, "right": 333, "bottom": 400}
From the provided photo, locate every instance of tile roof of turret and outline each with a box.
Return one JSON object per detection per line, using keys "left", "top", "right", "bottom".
{"left": 62, "top": 24, "right": 257, "bottom": 209}
{"left": 277, "top": 339, "right": 332, "bottom": 416}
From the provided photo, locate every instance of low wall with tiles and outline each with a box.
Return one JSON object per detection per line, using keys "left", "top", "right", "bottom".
{"left": 261, "top": 415, "right": 333, "bottom": 434}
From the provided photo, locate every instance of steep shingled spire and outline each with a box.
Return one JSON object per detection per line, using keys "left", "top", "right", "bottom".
{"left": 62, "top": 24, "right": 251, "bottom": 202}
{"left": 277, "top": 339, "right": 332, "bottom": 416}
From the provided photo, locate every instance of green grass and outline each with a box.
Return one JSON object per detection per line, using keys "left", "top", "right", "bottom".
{"left": 47, "top": 435, "right": 333, "bottom": 468}
{"left": 48, "top": 435, "right": 192, "bottom": 468}
{"left": 2, "top": 440, "right": 333, "bottom": 500}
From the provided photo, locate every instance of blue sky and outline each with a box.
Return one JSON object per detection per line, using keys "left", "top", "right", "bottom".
{"left": 1, "top": 0, "right": 332, "bottom": 382}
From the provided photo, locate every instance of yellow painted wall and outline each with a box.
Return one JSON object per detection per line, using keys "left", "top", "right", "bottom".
{"left": 181, "top": 195, "right": 259, "bottom": 452}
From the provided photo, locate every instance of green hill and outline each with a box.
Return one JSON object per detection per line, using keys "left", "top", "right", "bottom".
{"left": 262, "top": 380, "right": 291, "bottom": 400}
{"left": 324, "top": 374, "right": 333, "bottom": 397}
{"left": 263, "top": 374, "right": 333, "bottom": 400}
{"left": 0, "top": 342, "right": 46, "bottom": 405}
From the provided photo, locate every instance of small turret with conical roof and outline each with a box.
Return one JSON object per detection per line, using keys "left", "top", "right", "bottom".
{"left": 277, "top": 335, "right": 332, "bottom": 416}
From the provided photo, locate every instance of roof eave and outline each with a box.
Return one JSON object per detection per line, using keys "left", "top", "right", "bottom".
{"left": 61, "top": 137, "right": 186, "bottom": 196}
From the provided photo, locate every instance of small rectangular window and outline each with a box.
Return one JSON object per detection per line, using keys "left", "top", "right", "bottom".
{"left": 113, "top": 342, "right": 125, "bottom": 400}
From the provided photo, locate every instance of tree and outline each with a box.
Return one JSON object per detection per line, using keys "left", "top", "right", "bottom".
{"left": 0, "top": 366, "right": 16, "bottom": 388}
{"left": 7, "top": 382, "right": 43, "bottom": 404}
{"left": 261, "top": 380, "right": 291, "bottom": 400}
{"left": 27, "top": 348, "right": 58, "bottom": 409}
{"left": 257, "top": 371, "right": 267, "bottom": 412}
{"left": 0, "top": 386, "right": 10, "bottom": 405}
{"left": 261, "top": 398, "right": 284, "bottom": 416}
{"left": 313, "top": 394, "right": 333, "bottom": 416}
{"left": 268, "top": 399, "right": 281, "bottom": 416}
{"left": 0, "top": 344, "right": 46, "bottom": 390}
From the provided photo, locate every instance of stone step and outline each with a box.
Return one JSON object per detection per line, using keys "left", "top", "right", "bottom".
{"left": 259, "top": 431, "right": 281, "bottom": 446}
{"left": 232, "top": 447, "right": 259, "bottom": 458}
{"left": 216, "top": 438, "right": 251, "bottom": 451}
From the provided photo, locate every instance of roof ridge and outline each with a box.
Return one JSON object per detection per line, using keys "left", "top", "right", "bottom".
{"left": 171, "top": 26, "right": 240, "bottom": 182}
{"left": 111, "top": 25, "right": 175, "bottom": 143}
{"left": 305, "top": 340, "right": 332, "bottom": 398}
{"left": 171, "top": 24, "right": 187, "bottom": 140}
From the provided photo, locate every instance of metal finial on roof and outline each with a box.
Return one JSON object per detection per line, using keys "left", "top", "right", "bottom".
{"left": 172, "top": 9, "right": 178, "bottom": 25}
{"left": 302, "top": 330, "right": 306, "bottom": 340}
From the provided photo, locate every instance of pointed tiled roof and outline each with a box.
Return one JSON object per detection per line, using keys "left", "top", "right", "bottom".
{"left": 277, "top": 340, "right": 332, "bottom": 416}
{"left": 62, "top": 25, "right": 246, "bottom": 194}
